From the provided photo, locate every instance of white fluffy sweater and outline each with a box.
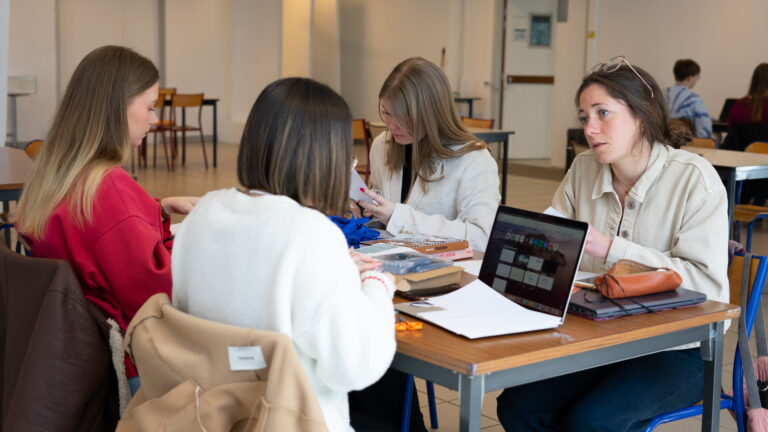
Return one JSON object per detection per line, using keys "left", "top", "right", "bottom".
{"left": 172, "top": 189, "right": 396, "bottom": 432}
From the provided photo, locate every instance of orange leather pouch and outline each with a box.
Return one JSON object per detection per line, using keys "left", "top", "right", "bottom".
{"left": 594, "top": 259, "right": 683, "bottom": 298}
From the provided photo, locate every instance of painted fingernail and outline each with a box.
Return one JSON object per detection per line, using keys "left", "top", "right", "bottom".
{"left": 360, "top": 187, "right": 366, "bottom": 192}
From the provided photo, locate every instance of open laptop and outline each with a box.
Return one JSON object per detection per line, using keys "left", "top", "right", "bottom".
{"left": 718, "top": 98, "right": 738, "bottom": 122}
{"left": 395, "top": 206, "right": 588, "bottom": 338}
{"left": 569, "top": 287, "right": 706, "bottom": 320}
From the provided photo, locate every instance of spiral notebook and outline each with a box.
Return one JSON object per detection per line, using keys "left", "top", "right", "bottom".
{"left": 361, "top": 235, "right": 470, "bottom": 255}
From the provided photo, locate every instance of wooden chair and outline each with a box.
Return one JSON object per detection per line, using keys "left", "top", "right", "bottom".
{"left": 352, "top": 119, "right": 372, "bottom": 183}
{"left": 24, "top": 139, "right": 43, "bottom": 159}
{"left": 645, "top": 254, "right": 768, "bottom": 432}
{"left": 141, "top": 87, "right": 176, "bottom": 171}
{"left": 734, "top": 142, "right": 768, "bottom": 251}
{"left": 461, "top": 116, "right": 494, "bottom": 129}
{"left": 689, "top": 137, "right": 716, "bottom": 149}
{"left": 169, "top": 93, "right": 208, "bottom": 169}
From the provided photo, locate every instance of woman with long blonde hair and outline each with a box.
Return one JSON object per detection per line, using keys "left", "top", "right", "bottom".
{"left": 16, "top": 45, "right": 197, "bottom": 393}
{"left": 358, "top": 57, "right": 500, "bottom": 251}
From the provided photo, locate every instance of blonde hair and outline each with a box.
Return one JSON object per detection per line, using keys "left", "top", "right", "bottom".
{"left": 379, "top": 57, "right": 488, "bottom": 184}
{"left": 17, "top": 46, "right": 159, "bottom": 238}
{"left": 237, "top": 78, "right": 352, "bottom": 216}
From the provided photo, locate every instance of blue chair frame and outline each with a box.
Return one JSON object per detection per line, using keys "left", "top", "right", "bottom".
{"left": 0, "top": 223, "right": 29, "bottom": 256}
{"left": 401, "top": 375, "right": 439, "bottom": 432}
{"left": 644, "top": 254, "right": 768, "bottom": 432}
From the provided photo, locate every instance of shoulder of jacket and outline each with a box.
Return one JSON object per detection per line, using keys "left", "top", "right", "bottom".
{"left": 665, "top": 148, "right": 724, "bottom": 195}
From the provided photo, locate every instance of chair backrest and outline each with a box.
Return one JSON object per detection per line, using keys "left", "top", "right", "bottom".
{"left": 119, "top": 293, "right": 329, "bottom": 431}
{"left": 689, "top": 137, "right": 716, "bottom": 149}
{"left": 352, "top": 118, "right": 371, "bottom": 142}
{"left": 462, "top": 117, "right": 494, "bottom": 129}
{"left": 154, "top": 87, "right": 176, "bottom": 109}
{"left": 171, "top": 93, "right": 203, "bottom": 108}
{"left": 24, "top": 139, "right": 43, "bottom": 159}
{"left": 744, "top": 141, "right": 768, "bottom": 154}
{"left": 0, "top": 243, "right": 120, "bottom": 430}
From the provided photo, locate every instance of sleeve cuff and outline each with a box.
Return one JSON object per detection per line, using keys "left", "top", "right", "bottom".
{"left": 605, "top": 236, "right": 634, "bottom": 267}
{"left": 361, "top": 270, "right": 396, "bottom": 298}
{"left": 385, "top": 203, "right": 410, "bottom": 235}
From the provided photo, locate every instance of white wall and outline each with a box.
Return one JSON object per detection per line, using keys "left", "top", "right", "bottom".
{"left": 7, "top": 0, "right": 57, "bottom": 143}
{"left": 231, "top": 0, "right": 282, "bottom": 125}
{"left": 338, "top": 0, "right": 463, "bottom": 121}
{"left": 312, "top": 0, "right": 341, "bottom": 91}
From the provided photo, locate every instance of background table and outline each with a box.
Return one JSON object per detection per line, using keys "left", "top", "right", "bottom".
{"left": 392, "top": 269, "right": 738, "bottom": 431}
{"left": 683, "top": 146, "right": 768, "bottom": 237}
{"left": 467, "top": 127, "right": 515, "bottom": 205}
{"left": 0, "top": 147, "right": 34, "bottom": 244}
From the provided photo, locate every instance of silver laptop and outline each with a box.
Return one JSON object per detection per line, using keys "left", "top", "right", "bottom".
{"left": 395, "top": 206, "right": 588, "bottom": 338}
{"left": 477, "top": 205, "right": 589, "bottom": 327}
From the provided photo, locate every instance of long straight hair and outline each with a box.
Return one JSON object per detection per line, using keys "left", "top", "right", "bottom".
{"left": 747, "top": 63, "right": 768, "bottom": 122}
{"left": 17, "top": 46, "right": 159, "bottom": 238}
{"left": 379, "top": 57, "right": 487, "bottom": 185}
{"left": 237, "top": 78, "right": 352, "bottom": 216}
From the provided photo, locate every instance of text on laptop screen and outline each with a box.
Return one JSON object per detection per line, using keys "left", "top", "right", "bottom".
{"left": 479, "top": 209, "right": 587, "bottom": 317}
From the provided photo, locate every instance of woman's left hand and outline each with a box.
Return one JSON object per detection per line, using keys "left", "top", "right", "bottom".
{"left": 349, "top": 247, "right": 383, "bottom": 273}
{"left": 357, "top": 188, "right": 395, "bottom": 225}
{"left": 160, "top": 196, "right": 200, "bottom": 216}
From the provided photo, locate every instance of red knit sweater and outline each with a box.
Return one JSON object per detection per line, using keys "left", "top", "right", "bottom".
{"left": 22, "top": 167, "right": 172, "bottom": 378}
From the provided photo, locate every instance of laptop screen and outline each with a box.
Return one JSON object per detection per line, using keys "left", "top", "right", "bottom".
{"left": 479, "top": 206, "right": 588, "bottom": 318}
{"left": 719, "top": 98, "right": 738, "bottom": 122}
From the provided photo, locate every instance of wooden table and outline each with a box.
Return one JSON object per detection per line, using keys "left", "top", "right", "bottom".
{"left": 392, "top": 268, "right": 739, "bottom": 431}
{"left": 683, "top": 146, "right": 768, "bottom": 237}
{"left": 466, "top": 127, "right": 515, "bottom": 205}
{"left": 0, "top": 147, "right": 34, "bottom": 244}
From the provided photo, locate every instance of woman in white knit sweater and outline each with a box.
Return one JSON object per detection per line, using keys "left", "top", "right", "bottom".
{"left": 172, "top": 78, "right": 397, "bottom": 432}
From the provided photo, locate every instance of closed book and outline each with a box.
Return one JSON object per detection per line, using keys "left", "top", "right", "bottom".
{"left": 362, "top": 235, "right": 469, "bottom": 254}
{"left": 395, "top": 266, "right": 463, "bottom": 296}
{"left": 432, "top": 247, "right": 474, "bottom": 260}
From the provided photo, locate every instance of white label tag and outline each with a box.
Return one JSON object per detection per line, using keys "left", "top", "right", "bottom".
{"left": 228, "top": 346, "right": 267, "bottom": 371}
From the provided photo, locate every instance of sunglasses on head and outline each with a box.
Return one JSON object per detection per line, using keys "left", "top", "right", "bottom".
{"left": 589, "top": 55, "right": 654, "bottom": 99}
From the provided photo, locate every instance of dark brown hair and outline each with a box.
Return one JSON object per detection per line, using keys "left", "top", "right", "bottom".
{"left": 747, "top": 63, "right": 768, "bottom": 122}
{"left": 673, "top": 59, "right": 701, "bottom": 82}
{"left": 237, "top": 78, "right": 352, "bottom": 216}
{"left": 576, "top": 63, "right": 692, "bottom": 149}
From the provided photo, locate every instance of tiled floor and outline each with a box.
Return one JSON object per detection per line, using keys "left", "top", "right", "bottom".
{"left": 133, "top": 142, "right": 762, "bottom": 432}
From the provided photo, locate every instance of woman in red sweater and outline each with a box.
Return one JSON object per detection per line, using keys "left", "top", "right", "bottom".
{"left": 16, "top": 45, "right": 198, "bottom": 393}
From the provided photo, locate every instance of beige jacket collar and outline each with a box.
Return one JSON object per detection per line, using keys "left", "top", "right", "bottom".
{"left": 591, "top": 142, "right": 669, "bottom": 203}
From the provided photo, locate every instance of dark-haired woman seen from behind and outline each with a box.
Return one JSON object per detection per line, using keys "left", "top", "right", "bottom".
{"left": 16, "top": 45, "right": 198, "bottom": 395}
{"left": 495, "top": 57, "right": 728, "bottom": 431}
{"left": 172, "top": 78, "right": 397, "bottom": 432}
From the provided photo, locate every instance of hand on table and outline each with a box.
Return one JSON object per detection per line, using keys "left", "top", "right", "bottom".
{"left": 349, "top": 247, "right": 383, "bottom": 273}
{"left": 160, "top": 196, "right": 200, "bottom": 216}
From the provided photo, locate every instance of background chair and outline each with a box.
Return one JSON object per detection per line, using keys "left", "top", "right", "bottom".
{"left": 689, "top": 137, "right": 717, "bottom": 149}
{"left": 733, "top": 142, "right": 768, "bottom": 251}
{"left": 352, "top": 119, "right": 372, "bottom": 183}
{"left": 169, "top": 93, "right": 208, "bottom": 169}
{"left": 141, "top": 87, "right": 176, "bottom": 171}
{"left": 0, "top": 242, "right": 121, "bottom": 431}
{"left": 23, "top": 139, "right": 43, "bottom": 159}
{"left": 644, "top": 253, "right": 768, "bottom": 432}
{"left": 461, "top": 116, "right": 494, "bottom": 129}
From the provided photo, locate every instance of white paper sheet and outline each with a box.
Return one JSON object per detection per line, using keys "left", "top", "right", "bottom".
{"left": 349, "top": 169, "right": 376, "bottom": 204}
{"left": 396, "top": 280, "right": 562, "bottom": 339}
{"left": 575, "top": 271, "right": 599, "bottom": 282}
{"left": 543, "top": 206, "right": 565, "bottom": 218}
{"left": 456, "top": 260, "right": 482, "bottom": 276}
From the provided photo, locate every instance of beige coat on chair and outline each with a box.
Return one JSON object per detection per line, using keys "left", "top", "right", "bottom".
{"left": 117, "top": 293, "right": 329, "bottom": 432}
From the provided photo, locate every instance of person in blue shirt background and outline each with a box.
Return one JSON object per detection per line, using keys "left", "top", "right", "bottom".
{"left": 664, "top": 59, "right": 713, "bottom": 138}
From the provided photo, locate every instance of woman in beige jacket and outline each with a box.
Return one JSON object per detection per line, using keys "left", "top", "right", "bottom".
{"left": 496, "top": 57, "right": 729, "bottom": 432}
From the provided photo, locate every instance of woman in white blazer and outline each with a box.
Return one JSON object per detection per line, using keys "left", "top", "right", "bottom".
{"left": 358, "top": 57, "right": 500, "bottom": 252}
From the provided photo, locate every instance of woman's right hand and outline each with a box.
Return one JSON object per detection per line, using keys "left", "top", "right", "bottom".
{"left": 350, "top": 247, "right": 383, "bottom": 273}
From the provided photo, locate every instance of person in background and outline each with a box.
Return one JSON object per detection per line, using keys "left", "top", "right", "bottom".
{"left": 728, "top": 63, "right": 768, "bottom": 128}
{"left": 171, "top": 77, "right": 397, "bottom": 432}
{"left": 15, "top": 45, "right": 198, "bottom": 395}
{"left": 358, "top": 57, "right": 500, "bottom": 252}
{"left": 496, "top": 56, "right": 728, "bottom": 431}
{"left": 664, "top": 59, "right": 713, "bottom": 138}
